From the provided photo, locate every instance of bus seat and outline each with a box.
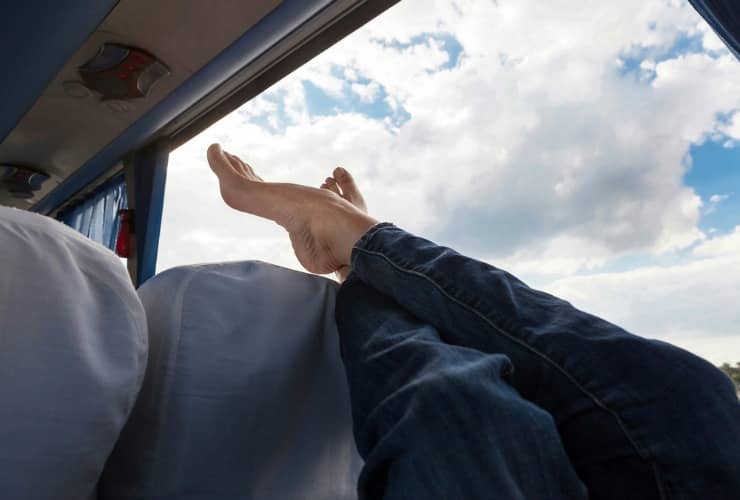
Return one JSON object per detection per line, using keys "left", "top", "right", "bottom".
{"left": 0, "top": 206, "right": 147, "bottom": 500}
{"left": 100, "top": 261, "right": 362, "bottom": 499}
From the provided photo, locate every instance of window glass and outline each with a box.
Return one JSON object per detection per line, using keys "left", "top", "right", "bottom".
{"left": 159, "top": 0, "right": 740, "bottom": 367}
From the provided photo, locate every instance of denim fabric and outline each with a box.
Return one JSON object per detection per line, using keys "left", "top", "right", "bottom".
{"left": 336, "top": 223, "right": 740, "bottom": 500}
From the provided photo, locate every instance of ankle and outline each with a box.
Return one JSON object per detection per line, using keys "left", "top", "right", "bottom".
{"left": 338, "top": 212, "right": 378, "bottom": 267}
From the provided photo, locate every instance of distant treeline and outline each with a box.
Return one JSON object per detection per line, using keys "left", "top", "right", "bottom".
{"left": 719, "top": 362, "right": 740, "bottom": 394}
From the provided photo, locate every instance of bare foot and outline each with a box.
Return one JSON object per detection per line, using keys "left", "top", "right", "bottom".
{"left": 206, "top": 144, "right": 378, "bottom": 275}
{"left": 320, "top": 167, "right": 368, "bottom": 281}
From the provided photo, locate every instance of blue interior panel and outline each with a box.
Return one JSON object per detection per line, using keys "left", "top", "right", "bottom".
{"left": 132, "top": 143, "right": 169, "bottom": 285}
{"left": 0, "top": 1, "right": 118, "bottom": 143}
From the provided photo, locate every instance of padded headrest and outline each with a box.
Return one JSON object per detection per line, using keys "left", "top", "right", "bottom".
{"left": 100, "top": 261, "right": 362, "bottom": 499}
{"left": 0, "top": 207, "right": 147, "bottom": 500}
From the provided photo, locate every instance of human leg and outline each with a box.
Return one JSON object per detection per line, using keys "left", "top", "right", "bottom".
{"left": 335, "top": 273, "right": 587, "bottom": 500}
{"left": 346, "top": 222, "right": 740, "bottom": 499}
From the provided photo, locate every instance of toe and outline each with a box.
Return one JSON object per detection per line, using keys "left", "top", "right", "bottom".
{"left": 225, "top": 152, "right": 246, "bottom": 176}
{"left": 207, "top": 144, "right": 239, "bottom": 179}
{"left": 333, "top": 166, "right": 366, "bottom": 210}
{"left": 225, "top": 151, "right": 264, "bottom": 182}
{"left": 207, "top": 144, "right": 254, "bottom": 211}
{"left": 333, "top": 167, "right": 359, "bottom": 197}
{"left": 324, "top": 177, "right": 341, "bottom": 195}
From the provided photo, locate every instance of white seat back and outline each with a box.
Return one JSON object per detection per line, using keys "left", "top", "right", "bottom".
{"left": 0, "top": 207, "right": 147, "bottom": 500}
{"left": 100, "top": 261, "right": 362, "bottom": 499}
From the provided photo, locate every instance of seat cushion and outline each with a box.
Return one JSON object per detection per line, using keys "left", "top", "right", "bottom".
{"left": 100, "top": 261, "right": 362, "bottom": 499}
{"left": 0, "top": 207, "right": 147, "bottom": 500}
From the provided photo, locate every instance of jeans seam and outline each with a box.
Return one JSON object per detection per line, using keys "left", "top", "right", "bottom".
{"left": 652, "top": 461, "right": 667, "bottom": 499}
{"left": 352, "top": 246, "right": 653, "bottom": 463}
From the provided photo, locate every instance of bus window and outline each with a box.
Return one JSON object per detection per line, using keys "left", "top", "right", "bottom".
{"left": 158, "top": 0, "right": 740, "bottom": 369}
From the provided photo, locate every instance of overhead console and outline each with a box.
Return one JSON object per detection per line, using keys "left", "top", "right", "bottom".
{"left": 78, "top": 44, "right": 170, "bottom": 102}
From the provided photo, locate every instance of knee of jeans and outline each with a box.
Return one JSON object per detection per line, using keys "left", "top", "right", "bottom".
{"left": 409, "top": 354, "right": 538, "bottom": 424}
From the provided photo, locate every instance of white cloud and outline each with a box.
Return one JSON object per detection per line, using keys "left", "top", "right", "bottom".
{"left": 301, "top": 64, "right": 345, "bottom": 98}
{"left": 693, "top": 225, "right": 740, "bottom": 257}
{"left": 705, "top": 193, "right": 731, "bottom": 214}
{"left": 343, "top": 67, "right": 359, "bottom": 82}
{"left": 350, "top": 81, "right": 380, "bottom": 103}
{"left": 494, "top": 235, "right": 616, "bottom": 278}
{"left": 699, "top": 18, "right": 731, "bottom": 53}
{"left": 720, "top": 111, "right": 740, "bottom": 141}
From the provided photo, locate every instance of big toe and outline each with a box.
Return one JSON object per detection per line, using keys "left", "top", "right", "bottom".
{"left": 207, "top": 143, "right": 234, "bottom": 178}
{"left": 333, "top": 167, "right": 364, "bottom": 203}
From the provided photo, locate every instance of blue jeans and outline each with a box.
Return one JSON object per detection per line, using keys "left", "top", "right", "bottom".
{"left": 335, "top": 223, "right": 740, "bottom": 499}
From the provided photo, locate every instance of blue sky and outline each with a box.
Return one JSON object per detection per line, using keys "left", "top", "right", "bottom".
{"left": 160, "top": 0, "right": 740, "bottom": 364}
{"left": 687, "top": 139, "right": 739, "bottom": 232}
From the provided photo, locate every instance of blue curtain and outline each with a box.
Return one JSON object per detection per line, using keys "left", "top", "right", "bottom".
{"left": 61, "top": 176, "right": 127, "bottom": 251}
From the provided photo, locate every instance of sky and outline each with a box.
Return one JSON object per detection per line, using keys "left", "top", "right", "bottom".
{"left": 158, "top": 0, "right": 740, "bottom": 365}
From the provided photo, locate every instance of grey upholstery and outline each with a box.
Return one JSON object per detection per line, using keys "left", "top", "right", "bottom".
{"left": 0, "top": 207, "right": 147, "bottom": 500}
{"left": 100, "top": 262, "right": 362, "bottom": 499}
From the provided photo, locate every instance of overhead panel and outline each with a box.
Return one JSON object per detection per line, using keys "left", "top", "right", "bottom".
{"left": 0, "top": 0, "right": 281, "bottom": 209}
